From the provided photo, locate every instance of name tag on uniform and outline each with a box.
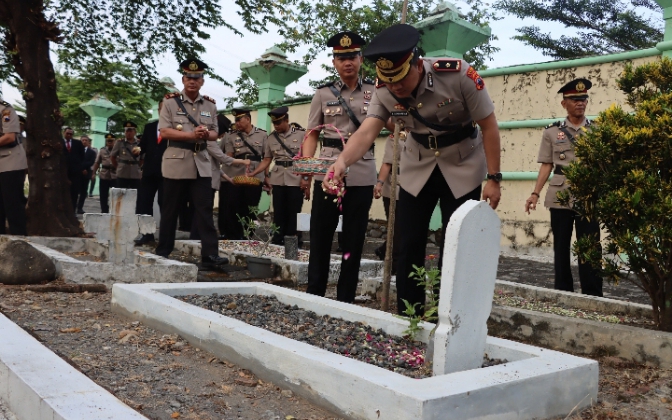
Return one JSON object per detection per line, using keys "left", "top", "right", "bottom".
{"left": 391, "top": 111, "right": 408, "bottom": 117}
{"left": 326, "top": 101, "right": 340, "bottom": 106}
{"left": 200, "top": 111, "right": 211, "bottom": 117}
{"left": 176, "top": 110, "right": 186, "bottom": 115}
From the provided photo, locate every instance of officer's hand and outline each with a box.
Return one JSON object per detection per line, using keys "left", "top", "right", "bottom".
{"left": 525, "top": 194, "right": 539, "bottom": 214}
{"left": 300, "top": 177, "right": 311, "bottom": 200}
{"left": 482, "top": 180, "right": 501, "bottom": 210}
{"left": 91, "top": 174, "right": 96, "bottom": 181}
{"left": 323, "top": 161, "right": 347, "bottom": 191}
{"left": 373, "top": 183, "right": 383, "bottom": 199}
{"left": 243, "top": 159, "right": 251, "bottom": 167}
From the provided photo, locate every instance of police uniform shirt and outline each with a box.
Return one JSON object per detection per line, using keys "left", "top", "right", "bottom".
{"left": 366, "top": 58, "right": 495, "bottom": 198}
{"left": 207, "top": 140, "right": 235, "bottom": 190}
{"left": 94, "top": 146, "right": 117, "bottom": 180}
{"left": 381, "top": 136, "right": 401, "bottom": 200}
{"left": 159, "top": 90, "right": 218, "bottom": 180}
{"left": 223, "top": 127, "right": 266, "bottom": 182}
{"left": 0, "top": 102, "right": 27, "bottom": 173}
{"left": 537, "top": 118, "right": 591, "bottom": 209}
{"left": 307, "top": 78, "right": 377, "bottom": 186}
{"left": 264, "top": 126, "right": 303, "bottom": 187}
{"left": 110, "top": 138, "right": 142, "bottom": 179}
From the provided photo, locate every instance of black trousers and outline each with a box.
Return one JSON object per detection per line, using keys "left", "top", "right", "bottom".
{"left": 156, "top": 176, "right": 218, "bottom": 258}
{"left": 190, "top": 189, "right": 217, "bottom": 240}
{"left": 99, "top": 178, "right": 114, "bottom": 213}
{"left": 218, "top": 182, "right": 236, "bottom": 238}
{"left": 306, "top": 182, "right": 373, "bottom": 303}
{"left": 225, "top": 184, "right": 262, "bottom": 240}
{"left": 0, "top": 169, "right": 27, "bottom": 235}
{"left": 550, "top": 208, "right": 603, "bottom": 296}
{"left": 117, "top": 178, "right": 140, "bottom": 190}
{"left": 271, "top": 185, "right": 304, "bottom": 244}
{"left": 67, "top": 172, "right": 81, "bottom": 211}
{"left": 179, "top": 197, "right": 194, "bottom": 231}
{"left": 76, "top": 174, "right": 90, "bottom": 211}
{"left": 396, "top": 166, "right": 481, "bottom": 315}
{"left": 136, "top": 174, "right": 163, "bottom": 217}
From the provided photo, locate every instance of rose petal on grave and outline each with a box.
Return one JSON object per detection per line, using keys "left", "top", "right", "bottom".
{"left": 343, "top": 253, "right": 350, "bottom": 260}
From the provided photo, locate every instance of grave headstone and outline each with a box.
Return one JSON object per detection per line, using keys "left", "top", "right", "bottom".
{"left": 83, "top": 188, "right": 155, "bottom": 264}
{"left": 0, "top": 240, "right": 56, "bottom": 285}
{"left": 432, "top": 200, "right": 501, "bottom": 375}
{"left": 296, "top": 213, "right": 342, "bottom": 233}
{"left": 284, "top": 235, "right": 298, "bottom": 260}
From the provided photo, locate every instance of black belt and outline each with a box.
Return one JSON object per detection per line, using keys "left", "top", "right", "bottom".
{"left": 235, "top": 153, "right": 262, "bottom": 161}
{"left": 411, "top": 125, "right": 477, "bottom": 150}
{"left": 102, "top": 165, "right": 113, "bottom": 169}
{"left": 322, "top": 137, "right": 375, "bottom": 152}
{"left": 167, "top": 140, "right": 206, "bottom": 152}
{"left": 275, "top": 160, "right": 293, "bottom": 167}
{"left": 119, "top": 160, "right": 139, "bottom": 165}
{"left": 0, "top": 140, "right": 18, "bottom": 150}
{"left": 554, "top": 166, "right": 565, "bottom": 175}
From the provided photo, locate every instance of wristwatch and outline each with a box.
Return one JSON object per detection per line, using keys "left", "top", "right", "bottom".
{"left": 486, "top": 172, "right": 502, "bottom": 182}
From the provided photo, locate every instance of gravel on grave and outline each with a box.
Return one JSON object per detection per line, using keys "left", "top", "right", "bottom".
{"left": 218, "top": 241, "right": 341, "bottom": 263}
{"left": 178, "top": 293, "right": 506, "bottom": 379}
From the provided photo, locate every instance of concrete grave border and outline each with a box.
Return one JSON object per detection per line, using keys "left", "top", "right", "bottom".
{"left": 112, "top": 282, "right": 598, "bottom": 420}
{"left": 0, "top": 313, "right": 147, "bottom": 420}
{"left": 0, "top": 235, "right": 196, "bottom": 287}
{"left": 173, "top": 239, "right": 383, "bottom": 285}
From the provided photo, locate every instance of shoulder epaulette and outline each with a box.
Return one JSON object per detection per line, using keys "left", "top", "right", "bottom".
{"left": 203, "top": 95, "right": 216, "bottom": 104}
{"left": 164, "top": 92, "right": 180, "bottom": 100}
{"left": 255, "top": 127, "right": 267, "bottom": 133}
{"left": 375, "top": 78, "right": 385, "bottom": 89}
{"left": 0, "top": 101, "right": 11, "bottom": 108}
{"left": 362, "top": 78, "right": 375, "bottom": 86}
{"left": 544, "top": 121, "right": 561, "bottom": 129}
{"left": 432, "top": 59, "right": 462, "bottom": 72}
{"left": 316, "top": 80, "right": 336, "bottom": 90}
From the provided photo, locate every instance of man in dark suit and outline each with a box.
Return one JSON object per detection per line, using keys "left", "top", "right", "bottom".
{"left": 135, "top": 100, "right": 167, "bottom": 245}
{"left": 76, "top": 135, "right": 96, "bottom": 214}
{"left": 62, "top": 127, "right": 85, "bottom": 213}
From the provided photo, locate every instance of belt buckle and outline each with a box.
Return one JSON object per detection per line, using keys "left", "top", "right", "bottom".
{"left": 194, "top": 142, "right": 203, "bottom": 152}
{"left": 428, "top": 135, "right": 440, "bottom": 157}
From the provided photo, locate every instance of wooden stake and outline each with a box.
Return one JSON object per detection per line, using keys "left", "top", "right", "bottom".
{"left": 381, "top": 123, "right": 402, "bottom": 311}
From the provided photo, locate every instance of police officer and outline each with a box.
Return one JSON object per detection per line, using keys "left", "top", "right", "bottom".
{"left": 525, "top": 78, "right": 602, "bottom": 297}
{"left": 110, "top": 121, "right": 142, "bottom": 189}
{"left": 221, "top": 109, "right": 266, "bottom": 239}
{"left": 154, "top": 58, "right": 228, "bottom": 269}
{"left": 92, "top": 133, "right": 117, "bottom": 213}
{"left": 247, "top": 106, "right": 304, "bottom": 245}
{"left": 302, "top": 31, "right": 377, "bottom": 303}
{"left": 326, "top": 24, "right": 502, "bottom": 314}
{"left": 0, "top": 100, "right": 27, "bottom": 235}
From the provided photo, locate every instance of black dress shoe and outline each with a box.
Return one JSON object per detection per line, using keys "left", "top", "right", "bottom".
{"left": 76, "top": 209, "right": 85, "bottom": 215}
{"left": 374, "top": 245, "right": 385, "bottom": 260}
{"left": 202, "top": 255, "right": 229, "bottom": 267}
{"left": 134, "top": 234, "right": 155, "bottom": 246}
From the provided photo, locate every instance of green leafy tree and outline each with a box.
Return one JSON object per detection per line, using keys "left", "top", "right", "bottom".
{"left": 0, "top": 0, "right": 286, "bottom": 236}
{"left": 495, "top": 0, "right": 663, "bottom": 59}
{"left": 57, "top": 63, "right": 152, "bottom": 135}
{"left": 226, "top": 0, "right": 501, "bottom": 105}
{"left": 558, "top": 58, "right": 672, "bottom": 331}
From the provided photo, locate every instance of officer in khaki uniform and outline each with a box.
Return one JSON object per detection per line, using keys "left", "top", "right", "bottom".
{"left": 110, "top": 121, "right": 142, "bottom": 189}
{"left": 0, "top": 100, "right": 27, "bottom": 235}
{"left": 92, "top": 133, "right": 118, "bottom": 213}
{"left": 525, "top": 78, "right": 602, "bottom": 296}
{"left": 302, "top": 31, "right": 377, "bottom": 303}
{"left": 326, "top": 24, "right": 502, "bottom": 314}
{"left": 247, "top": 106, "right": 304, "bottom": 245}
{"left": 221, "top": 109, "right": 266, "bottom": 240}
{"left": 154, "top": 58, "right": 228, "bottom": 269}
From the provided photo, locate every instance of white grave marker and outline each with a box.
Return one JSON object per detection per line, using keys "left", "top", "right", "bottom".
{"left": 83, "top": 188, "right": 155, "bottom": 264}
{"left": 296, "top": 213, "right": 342, "bottom": 233}
{"left": 433, "top": 200, "right": 501, "bottom": 374}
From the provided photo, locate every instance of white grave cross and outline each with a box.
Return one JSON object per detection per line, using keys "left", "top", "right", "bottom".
{"left": 83, "top": 188, "right": 155, "bottom": 264}
{"left": 433, "top": 200, "right": 501, "bottom": 375}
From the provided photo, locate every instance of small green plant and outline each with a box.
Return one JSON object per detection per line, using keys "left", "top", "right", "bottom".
{"left": 397, "top": 263, "right": 441, "bottom": 340}
{"left": 237, "top": 206, "right": 280, "bottom": 258}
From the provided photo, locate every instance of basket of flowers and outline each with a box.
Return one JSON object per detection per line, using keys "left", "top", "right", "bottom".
{"left": 292, "top": 124, "right": 345, "bottom": 176}
{"left": 232, "top": 175, "right": 261, "bottom": 186}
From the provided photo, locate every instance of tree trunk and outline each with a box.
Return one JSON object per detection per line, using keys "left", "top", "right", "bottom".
{"left": 3, "top": 0, "right": 82, "bottom": 236}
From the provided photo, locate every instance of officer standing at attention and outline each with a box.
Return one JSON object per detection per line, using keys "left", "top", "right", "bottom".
{"left": 246, "top": 106, "right": 304, "bottom": 245}
{"left": 110, "top": 121, "right": 142, "bottom": 189}
{"left": 154, "top": 59, "right": 228, "bottom": 269}
{"left": 92, "top": 133, "right": 117, "bottom": 213}
{"left": 0, "top": 100, "right": 27, "bottom": 235}
{"left": 302, "top": 31, "right": 378, "bottom": 303}
{"left": 326, "top": 24, "right": 502, "bottom": 314}
{"left": 222, "top": 109, "right": 266, "bottom": 239}
{"left": 525, "top": 78, "right": 602, "bottom": 297}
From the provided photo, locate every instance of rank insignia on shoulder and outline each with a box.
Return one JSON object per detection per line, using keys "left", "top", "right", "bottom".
{"left": 544, "top": 121, "right": 561, "bottom": 129}
{"left": 203, "top": 95, "right": 216, "bottom": 104}
{"left": 316, "top": 80, "right": 336, "bottom": 90}
{"left": 255, "top": 127, "right": 267, "bottom": 132}
{"left": 433, "top": 59, "right": 461, "bottom": 72}
{"left": 375, "top": 78, "right": 385, "bottom": 88}
{"left": 427, "top": 73, "right": 434, "bottom": 87}
{"left": 466, "top": 66, "right": 485, "bottom": 90}
{"left": 0, "top": 101, "right": 11, "bottom": 108}
{"left": 164, "top": 92, "right": 180, "bottom": 100}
